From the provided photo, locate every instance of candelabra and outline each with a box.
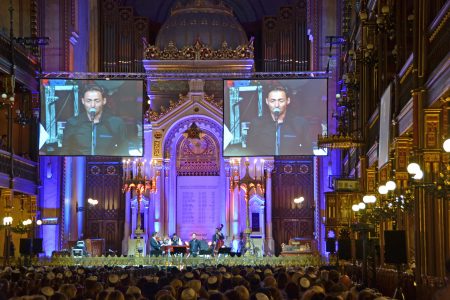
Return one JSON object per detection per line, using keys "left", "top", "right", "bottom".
{"left": 122, "top": 158, "right": 157, "bottom": 256}
{"left": 231, "top": 159, "right": 265, "bottom": 257}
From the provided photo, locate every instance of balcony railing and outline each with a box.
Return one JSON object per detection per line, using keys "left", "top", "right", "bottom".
{"left": 0, "top": 149, "right": 37, "bottom": 183}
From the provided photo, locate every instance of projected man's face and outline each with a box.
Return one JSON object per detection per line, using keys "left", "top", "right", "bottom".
{"left": 82, "top": 90, "right": 107, "bottom": 121}
{"left": 265, "top": 90, "right": 290, "bottom": 122}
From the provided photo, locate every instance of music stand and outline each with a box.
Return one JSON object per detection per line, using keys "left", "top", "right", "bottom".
{"left": 173, "top": 247, "right": 187, "bottom": 256}
{"left": 199, "top": 249, "right": 213, "bottom": 255}
{"left": 218, "top": 247, "right": 231, "bottom": 256}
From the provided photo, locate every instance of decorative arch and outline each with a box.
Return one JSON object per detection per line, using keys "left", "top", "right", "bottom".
{"left": 161, "top": 115, "right": 226, "bottom": 240}
{"left": 176, "top": 133, "right": 220, "bottom": 176}
{"left": 163, "top": 116, "right": 222, "bottom": 158}
{"left": 249, "top": 193, "right": 265, "bottom": 235}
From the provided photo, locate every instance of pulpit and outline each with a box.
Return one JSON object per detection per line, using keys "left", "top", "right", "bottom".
{"left": 85, "top": 239, "right": 105, "bottom": 257}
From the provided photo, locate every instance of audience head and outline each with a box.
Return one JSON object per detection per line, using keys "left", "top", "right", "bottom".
{"left": 180, "top": 287, "right": 196, "bottom": 300}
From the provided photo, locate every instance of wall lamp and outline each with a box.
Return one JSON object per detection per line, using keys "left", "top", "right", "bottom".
{"left": 407, "top": 139, "right": 450, "bottom": 195}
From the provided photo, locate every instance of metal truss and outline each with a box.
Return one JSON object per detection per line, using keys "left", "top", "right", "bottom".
{"left": 39, "top": 72, "right": 146, "bottom": 79}
{"left": 39, "top": 71, "right": 330, "bottom": 80}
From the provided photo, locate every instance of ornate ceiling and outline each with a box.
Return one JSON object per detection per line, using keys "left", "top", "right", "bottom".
{"left": 123, "top": 0, "right": 296, "bottom": 24}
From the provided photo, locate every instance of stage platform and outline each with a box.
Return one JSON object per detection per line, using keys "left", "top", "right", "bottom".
{"left": 36, "top": 255, "right": 324, "bottom": 268}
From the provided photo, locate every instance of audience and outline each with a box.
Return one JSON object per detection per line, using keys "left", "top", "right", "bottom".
{"left": 0, "top": 263, "right": 400, "bottom": 300}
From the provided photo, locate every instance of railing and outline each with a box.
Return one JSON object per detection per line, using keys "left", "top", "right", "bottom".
{"left": 427, "top": 2, "right": 450, "bottom": 74}
{"left": 39, "top": 254, "right": 325, "bottom": 268}
{"left": 0, "top": 33, "right": 39, "bottom": 80}
{"left": 344, "top": 264, "right": 417, "bottom": 299}
{"left": 0, "top": 149, "right": 37, "bottom": 183}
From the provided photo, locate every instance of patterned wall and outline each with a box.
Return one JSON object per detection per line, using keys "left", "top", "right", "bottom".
{"left": 271, "top": 156, "right": 315, "bottom": 254}
{"left": 85, "top": 157, "right": 124, "bottom": 252}
{"left": 99, "top": 0, "right": 149, "bottom": 72}
{"left": 262, "top": 0, "right": 309, "bottom": 72}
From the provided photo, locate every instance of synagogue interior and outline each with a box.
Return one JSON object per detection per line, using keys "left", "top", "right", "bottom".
{"left": 0, "top": 0, "right": 449, "bottom": 299}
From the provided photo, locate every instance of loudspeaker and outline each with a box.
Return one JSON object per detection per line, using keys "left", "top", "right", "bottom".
{"left": 326, "top": 238, "right": 336, "bottom": 253}
{"left": 19, "top": 238, "right": 32, "bottom": 255}
{"left": 338, "top": 239, "right": 351, "bottom": 260}
{"left": 384, "top": 230, "right": 407, "bottom": 264}
{"left": 368, "top": 238, "right": 380, "bottom": 260}
{"left": 355, "top": 239, "right": 364, "bottom": 260}
{"left": 33, "top": 238, "right": 43, "bottom": 254}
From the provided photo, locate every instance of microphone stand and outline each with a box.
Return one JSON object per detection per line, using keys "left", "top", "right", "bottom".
{"left": 275, "top": 116, "right": 280, "bottom": 156}
{"left": 91, "top": 117, "right": 96, "bottom": 155}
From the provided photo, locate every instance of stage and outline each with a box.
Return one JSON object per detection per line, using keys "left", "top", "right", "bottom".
{"left": 36, "top": 254, "right": 323, "bottom": 268}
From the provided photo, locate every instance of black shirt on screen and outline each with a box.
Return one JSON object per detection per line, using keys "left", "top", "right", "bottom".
{"left": 62, "top": 111, "right": 128, "bottom": 156}
{"left": 246, "top": 112, "right": 312, "bottom": 156}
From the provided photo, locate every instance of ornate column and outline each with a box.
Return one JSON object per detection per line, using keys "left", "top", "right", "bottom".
{"left": 63, "top": 157, "right": 75, "bottom": 243}
{"left": 121, "top": 190, "right": 131, "bottom": 255}
{"left": 230, "top": 159, "right": 240, "bottom": 236}
{"left": 412, "top": 87, "right": 426, "bottom": 289}
{"left": 265, "top": 161, "right": 274, "bottom": 255}
{"left": 163, "top": 157, "right": 171, "bottom": 235}
{"left": 74, "top": 157, "right": 85, "bottom": 239}
{"left": 422, "top": 108, "right": 445, "bottom": 276}
{"left": 224, "top": 159, "right": 232, "bottom": 240}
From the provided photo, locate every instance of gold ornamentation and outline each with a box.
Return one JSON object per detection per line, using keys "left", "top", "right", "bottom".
{"left": 317, "top": 134, "right": 364, "bottom": 149}
{"left": 144, "top": 38, "right": 254, "bottom": 60}
{"left": 429, "top": 10, "right": 450, "bottom": 42}
{"left": 146, "top": 93, "right": 222, "bottom": 122}
{"left": 153, "top": 141, "right": 161, "bottom": 156}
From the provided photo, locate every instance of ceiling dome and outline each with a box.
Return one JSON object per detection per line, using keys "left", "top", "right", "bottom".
{"left": 156, "top": 0, "right": 248, "bottom": 50}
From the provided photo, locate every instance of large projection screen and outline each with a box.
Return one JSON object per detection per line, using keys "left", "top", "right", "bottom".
{"left": 39, "top": 79, "right": 143, "bottom": 156}
{"left": 223, "top": 78, "right": 328, "bottom": 156}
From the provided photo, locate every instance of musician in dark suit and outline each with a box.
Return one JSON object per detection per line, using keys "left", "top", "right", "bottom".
{"left": 149, "top": 232, "right": 162, "bottom": 257}
{"left": 189, "top": 233, "right": 201, "bottom": 257}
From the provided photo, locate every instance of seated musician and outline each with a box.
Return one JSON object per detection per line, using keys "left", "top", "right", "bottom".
{"left": 231, "top": 235, "right": 240, "bottom": 254}
{"left": 188, "top": 233, "right": 201, "bottom": 257}
{"left": 161, "top": 234, "right": 171, "bottom": 246}
{"left": 149, "top": 232, "right": 162, "bottom": 257}
{"left": 171, "top": 233, "right": 183, "bottom": 246}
